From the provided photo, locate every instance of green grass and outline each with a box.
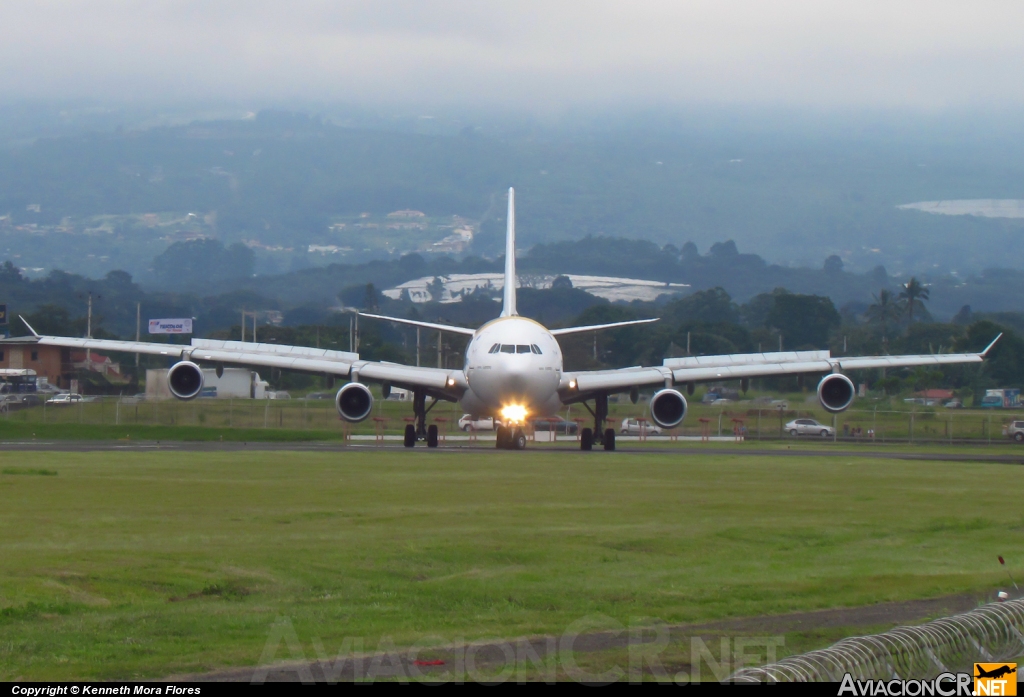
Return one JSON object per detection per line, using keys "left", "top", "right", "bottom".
{"left": 0, "top": 450, "right": 1022, "bottom": 680}
{"left": 0, "top": 421, "right": 347, "bottom": 442}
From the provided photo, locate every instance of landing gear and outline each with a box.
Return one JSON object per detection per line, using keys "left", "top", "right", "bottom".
{"left": 579, "top": 393, "right": 611, "bottom": 451}
{"left": 405, "top": 390, "right": 440, "bottom": 448}
{"left": 496, "top": 425, "right": 526, "bottom": 450}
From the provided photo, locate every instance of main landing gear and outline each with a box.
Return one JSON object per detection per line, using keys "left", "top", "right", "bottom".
{"left": 403, "top": 390, "right": 440, "bottom": 448}
{"left": 496, "top": 425, "right": 527, "bottom": 450}
{"left": 578, "top": 393, "right": 616, "bottom": 451}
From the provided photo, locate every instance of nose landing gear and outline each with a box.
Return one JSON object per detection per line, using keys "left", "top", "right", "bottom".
{"left": 496, "top": 425, "right": 527, "bottom": 450}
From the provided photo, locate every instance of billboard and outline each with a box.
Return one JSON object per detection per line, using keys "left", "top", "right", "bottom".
{"left": 148, "top": 318, "right": 193, "bottom": 334}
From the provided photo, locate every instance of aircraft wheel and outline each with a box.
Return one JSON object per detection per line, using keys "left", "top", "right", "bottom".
{"left": 403, "top": 424, "right": 416, "bottom": 448}
{"left": 513, "top": 429, "right": 527, "bottom": 450}
{"left": 580, "top": 428, "right": 593, "bottom": 451}
{"left": 496, "top": 425, "right": 509, "bottom": 449}
{"left": 427, "top": 424, "right": 439, "bottom": 448}
{"left": 603, "top": 429, "right": 615, "bottom": 451}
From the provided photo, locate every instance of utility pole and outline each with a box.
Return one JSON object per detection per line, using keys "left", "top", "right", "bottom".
{"left": 135, "top": 302, "right": 141, "bottom": 368}
{"left": 241, "top": 310, "right": 246, "bottom": 342}
{"left": 593, "top": 332, "right": 597, "bottom": 361}
{"left": 779, "top": 334, "right": 783, "bottom": 352}
{"left": 349, "top": 314, "right": 353, "bottom": 352}
{"left": 252, "top": 312, "right": 257, "bottom": 344}
{"left": 437, "top": 330, "right": 442, "bottom": 368}
{"left": 686, "top": 331, "right": 691, "bottom": 355}
{"left": 416, "top": 326, "right": 421, "bottom": 367}
{"left": 354, "top": 313, "right": 359, "bottom": 352}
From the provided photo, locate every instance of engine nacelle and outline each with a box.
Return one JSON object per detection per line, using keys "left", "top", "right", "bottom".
{"left": 336, "top": 382, "right": 373, "bottom": 423}
{"left": 650, "top": 389, "right": 688, "bottom": 429}
{"left": 817, "top": 373, "right": 855, "bottom": 413}
{"left": 167, "top": 361, "right": 204, "bottom": 400}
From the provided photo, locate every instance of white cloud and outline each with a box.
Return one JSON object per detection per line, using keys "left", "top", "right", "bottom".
{"left": 1, "top": 1, "right": 1023, "bottom": 109}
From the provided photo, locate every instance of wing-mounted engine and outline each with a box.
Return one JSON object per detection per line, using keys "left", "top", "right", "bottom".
{"left": 167, "top": 361, "right": 204, "bottom": 400}
{"left": 650, "top": 388, "right": 688, "bottom": 429}
{"left": 817, "top": 373, "right": 855, "bottom": 413}
{"left": 336, "top": 382, "right": 374, "bottom": 423}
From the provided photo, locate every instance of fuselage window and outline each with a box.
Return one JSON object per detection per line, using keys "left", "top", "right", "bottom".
{"left": 516, "top": 345, "right": 531, "bottom": 354}
{"left": 500, "top": 345, "right": 515, "bottom": 353}
{"left": 530, "top": 344, "right": 542, "bottom": 354}
{"left": 489, "top": 344, "right": 500, "bottom": 353}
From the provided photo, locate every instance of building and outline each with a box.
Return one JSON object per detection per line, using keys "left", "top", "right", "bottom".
{"left": 0, "top": 337, "right": 69, "bottom": 388}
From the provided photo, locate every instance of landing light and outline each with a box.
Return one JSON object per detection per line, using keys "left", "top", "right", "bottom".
{"left": 447, "top": 377, "right": 456, "bottom": 387}
{"left": 568, "top": 379, "right": 577, "bottom": 389}
{"left": 501, "top": 404, "right": 528, "bottom": 424}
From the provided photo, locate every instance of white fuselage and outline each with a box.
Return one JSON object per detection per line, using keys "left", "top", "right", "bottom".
{"left": 459, "top": 317, "right": 565, "bottom": 419}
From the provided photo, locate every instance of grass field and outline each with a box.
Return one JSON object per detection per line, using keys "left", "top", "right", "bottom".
{"left": 1, "top": 449, "right": 1022, "bottom": 680}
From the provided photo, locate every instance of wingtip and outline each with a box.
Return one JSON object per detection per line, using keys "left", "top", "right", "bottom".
{"left": 19, "top": 315, "right": 39, "bottom": 337}
{"left": 981, "top": 333, "right": 1003, "bottom": 356}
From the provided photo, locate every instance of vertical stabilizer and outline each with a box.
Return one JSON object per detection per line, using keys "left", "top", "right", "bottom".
{"left": 500, "top": 187, "right": 518, "bottom": 317}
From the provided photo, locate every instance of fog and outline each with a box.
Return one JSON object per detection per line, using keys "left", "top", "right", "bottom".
{"left": 2, "top": 1, "right": 1023, "bottom": 111}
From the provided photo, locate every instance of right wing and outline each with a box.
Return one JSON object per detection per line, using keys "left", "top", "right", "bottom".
{"left": 563, "top": 338, "right": 1001, "bottom": 396}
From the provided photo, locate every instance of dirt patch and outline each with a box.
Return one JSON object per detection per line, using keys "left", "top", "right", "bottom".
{"left": 178, "top": 592, "right": 987, "bottom": 682}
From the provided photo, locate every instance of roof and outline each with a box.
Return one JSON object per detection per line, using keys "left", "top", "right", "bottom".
{"left": 915, "top": 389, "right": 954, "bottom": 399}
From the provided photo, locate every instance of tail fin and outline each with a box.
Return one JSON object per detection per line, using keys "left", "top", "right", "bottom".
{"left": 500, "top": 187, "right": 517, "bottom": 317}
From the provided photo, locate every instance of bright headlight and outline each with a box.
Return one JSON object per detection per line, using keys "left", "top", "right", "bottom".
{"left": 500, "top": 404, "right": 528, "bottom": 424}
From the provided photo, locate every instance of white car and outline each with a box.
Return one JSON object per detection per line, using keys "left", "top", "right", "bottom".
{"left": 458, "top": 414, "right": 497, "bottom": 431}
{"left": 46, "top": 393, "right": 84, "bottom": 405}
{"left": 785, "top": 418, "right": 834, "bottom": 437}
{"left": 620, "top": 418, "right": 663, "bottom": 435}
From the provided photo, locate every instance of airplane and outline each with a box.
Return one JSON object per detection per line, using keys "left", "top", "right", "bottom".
{"left": 18, "top": 188, "right": 1001, "bottom": 451}
{"left": 975, "top": 665, "right": 1016, "bottom": 680}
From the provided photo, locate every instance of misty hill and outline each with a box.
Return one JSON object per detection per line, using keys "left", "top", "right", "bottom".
{"left": 2, "top": 110, "right": 1024, "bottom": 283}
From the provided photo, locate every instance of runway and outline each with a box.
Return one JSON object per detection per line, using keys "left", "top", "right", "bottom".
{"left": 1, "top": 439, "right": 1023, "bottom": 464}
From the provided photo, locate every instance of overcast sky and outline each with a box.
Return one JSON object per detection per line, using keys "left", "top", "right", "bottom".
{"left": 2, "top": 1, "right": 1023, "bottom": 112}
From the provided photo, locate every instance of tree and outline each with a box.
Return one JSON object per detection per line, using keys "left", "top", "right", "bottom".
{"left": 551, "top": 275, "right": 573, "bottom": 290}
{"left": 823, "top": 255, "right": 844, "bottom": 273}
{"left": 767, "top": 293, "right": 840, "bottom": 349}
{"left": 865, "top": 289, "right": 900, "bottom": 339}
{"left": 427, "top": 276, "right": 446, "bottom": 302}
{"left": 899, "top": 277, "right": 930, "bottom": 326}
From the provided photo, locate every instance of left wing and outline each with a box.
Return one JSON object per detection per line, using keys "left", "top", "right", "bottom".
{"left": 562, "top": 337, "right": 1001, "bottom": 396}
{"left": 20, "top": 318, "right": 466, "bottom": 397}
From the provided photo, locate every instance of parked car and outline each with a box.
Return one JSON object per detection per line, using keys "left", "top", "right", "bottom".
{"left": 530, "top": 417, "right": 578, "bottom": 435}
{"left": 46, "top": 393, "right": 84, "bottom": 405}
{"left": 458, "top": 414, "right": 497, "bottom": 431}
{"left": 620, "top": 418, "right": 663, "bottom": 436}
{"left": 303, "top": 392, "right": 334, "bottom": 400}
{"left": 943, "top": 399, "right": 963, "bottom": 409}
{"left": 785, "top": 418, "right": 834, "bottom": 437}
{"left": 1004, "top": 420, "right": 1024, "bottom": 442}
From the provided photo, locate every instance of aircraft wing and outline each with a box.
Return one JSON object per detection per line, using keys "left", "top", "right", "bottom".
{"left": 563, "top": 337, "right": 1001, "bottom": 396}
{"left": 24, "top": 332, "right": 465, "bottom": 395}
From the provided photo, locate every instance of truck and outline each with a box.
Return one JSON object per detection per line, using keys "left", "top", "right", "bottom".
{"left": 980, "top": 388, "right": 1020, "bottom": 409}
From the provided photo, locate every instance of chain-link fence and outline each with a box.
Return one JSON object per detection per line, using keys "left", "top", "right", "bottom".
{"left": 731, "top": 598, "right": 1024, "bottom": 682}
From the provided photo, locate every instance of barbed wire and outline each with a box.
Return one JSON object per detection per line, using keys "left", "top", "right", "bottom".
{"left": 731, "top": 598, "right": 1024, "bottom": 682}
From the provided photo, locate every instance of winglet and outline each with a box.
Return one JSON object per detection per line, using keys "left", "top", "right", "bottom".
{"left": 19, "top": 315, "right": 40, "bottom": 337}
{"left": 980, "top": 333, "right": 1003, "bottom": 357}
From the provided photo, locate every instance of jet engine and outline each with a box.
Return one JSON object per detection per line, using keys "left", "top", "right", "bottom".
{"left": 167, "top": 361, "right": 204, "bottom": 400}
{"left": 817, "top": 373, "right": 855, "bottom": 413}
{"left": 336, "top": 382, "right": 374, "bottom": 423}
{"left": 650, "top": 388, "right": 688, "bottom": 429}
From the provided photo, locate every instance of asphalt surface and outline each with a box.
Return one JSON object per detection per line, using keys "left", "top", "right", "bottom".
{"left": 1, "top": 439, "right": 1023, "bottom": 463}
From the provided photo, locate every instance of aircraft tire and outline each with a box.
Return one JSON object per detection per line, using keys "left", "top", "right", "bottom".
{"left": 403, "top": 424, "right": 416, "bottom": 448}
{"left": 496, "top": 425, "right": 509, "bottom": 449}
{"left": 603, "top": 429, "right": 615, "bottom": 451}
{"left": 427, "top": 424, "right": 439, "bottom": 448}
{"left": 580, "top": 428, "right": 593, "bottom": 451}
{"left": 513, "top": 430, "right": 527, "bottom": 450}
